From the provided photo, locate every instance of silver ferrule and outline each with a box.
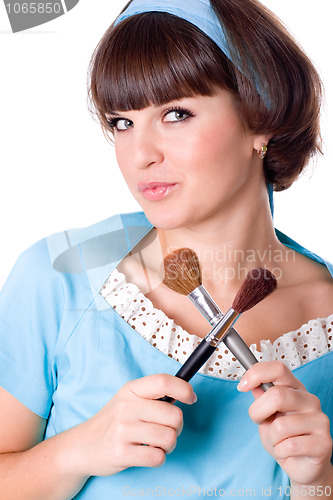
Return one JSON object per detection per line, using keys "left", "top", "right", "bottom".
{"left": 205, "top": 308, "right": 240, "bottom": 347}
{"left": 188, "top": 285, "right": 223, "bottom": 325}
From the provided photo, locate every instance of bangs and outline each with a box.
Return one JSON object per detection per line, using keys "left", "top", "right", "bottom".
{"left": 88, "top": 12, "right": 236, "bottom": 127}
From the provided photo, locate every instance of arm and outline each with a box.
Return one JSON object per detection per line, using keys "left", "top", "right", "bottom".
{"left": 237, "top": 361, "right": 333, "bottom": 500}
{"left": 0, "top": 374, "right": 196, "bottom": 500}
{"left": 0, "top": 386, "right": 88, "bottom": 500}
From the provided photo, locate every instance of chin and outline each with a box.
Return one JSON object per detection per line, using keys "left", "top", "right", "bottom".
{"left": 141, "top": 205, "right": 187, "bottom": 230}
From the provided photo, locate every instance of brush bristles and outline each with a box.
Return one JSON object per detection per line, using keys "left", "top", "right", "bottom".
{"left": 232, "top": 267, "right": 277, "bottom": 314}
{"left": 163, "top": 248, "right": 202, "bottom": 295}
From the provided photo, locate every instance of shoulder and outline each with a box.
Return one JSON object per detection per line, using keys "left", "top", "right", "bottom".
{"left": 0, "top": 237, "right": 66, "bottom": 329}
{"left": 291, "top": 252, "right": 333, "bottom": 319}
{"left": 45, "top": 211, "right": 153, "bottom": 274}
{"left": 1, "top": 212, "right": 151, "bottom": 306}
{"left": 308, "top": 277, "right": 333, "bottom": 318}
{"left": 1, "top": 237, "right": 61, "bottom": 297}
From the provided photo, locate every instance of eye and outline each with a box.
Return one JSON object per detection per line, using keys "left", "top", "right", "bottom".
{"left": 106, "top": 117, "right": 134, "bottom": 132}
{"left": 163, "top": 107, "right": 194, "bottom": 123}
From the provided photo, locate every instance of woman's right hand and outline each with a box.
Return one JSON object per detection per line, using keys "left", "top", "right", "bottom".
{"left": 71, "top": 374, "right": 197, "bottom": 477}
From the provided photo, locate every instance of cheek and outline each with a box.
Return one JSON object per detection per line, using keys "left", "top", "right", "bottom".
{"left": 202, "top": 119, "right": 252, "bottom": 168}
{"left": 180, "top": 124, "right": 240, "bottom": 178}
{"left": 180, "top": 126, "right": 254, "bottom": 205}
{"left": 114, "top": 144, "right": 132, "bottom": 183}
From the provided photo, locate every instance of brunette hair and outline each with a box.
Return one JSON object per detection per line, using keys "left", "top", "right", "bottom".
{"left": 88, "top": 0, "right": 322, "bottom": 191}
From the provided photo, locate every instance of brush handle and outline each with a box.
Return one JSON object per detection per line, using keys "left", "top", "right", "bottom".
{"left": 159, "top": 329, "right": 273, "bottom": 402}
{"left": 223, "top": 328, "right": 273, "bottom": 392}
{"left": 159, "top": 339, "right": 216, "bottom": 403}
{"left": 187, "top": 285, "right": 273, "bottom": 392}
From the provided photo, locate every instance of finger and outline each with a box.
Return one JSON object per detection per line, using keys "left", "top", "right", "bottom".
{"left": 267, "top": 412, "right": 328, "bottom": 448}
{"left": 127, "top": 374, "right": 196, "bottom": 405}
{"left": 138, "top": 400, "right": 184, "bottom": 436}
{"left": 126, "top": 444, "right": 166, "bottom": 468}
{"left": 238, "top": 361, "right": 305, "bottom": 392}
{"left": 248, "top": 386, "right": 320, "bottom": 424}
{"left": 251, "top": 387, "right": 264, "bottom": 400}
{"left": 126, "top": 421, "right": 178, "bottom": 454}
{"left": 274, "top": 434, "right": 331, "bottom": 462}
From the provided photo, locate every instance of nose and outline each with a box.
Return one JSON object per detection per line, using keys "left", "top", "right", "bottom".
{"left": 130, "top": 127, "right": 164, "bottom": 169}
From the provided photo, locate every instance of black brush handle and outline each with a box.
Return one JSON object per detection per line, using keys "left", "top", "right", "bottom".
{"left": 223, "top": 328, "right": 273, "bottom": 392}
{"left": 159, "top": 330, "right": 273, "bottom": 403}
{"left": 159, "top": 339, "right": 216, "bottom": 403}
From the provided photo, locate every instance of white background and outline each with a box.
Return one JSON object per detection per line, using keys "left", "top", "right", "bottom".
{"left": 0, "top": 0, "right": 332, "bottom": 288}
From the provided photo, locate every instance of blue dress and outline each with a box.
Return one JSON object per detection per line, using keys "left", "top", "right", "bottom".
{"left": 0, "top": 211, "right": 332, "bottom": 499}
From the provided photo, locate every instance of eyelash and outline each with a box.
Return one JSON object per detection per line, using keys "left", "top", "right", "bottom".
{"left": 162, "top": 106, "right": 194, "bottom": 122}
{"left": 106, "top": 117, "right": 130, "bottom": 131}
{"left": 106, "top": 106, "right": 194, "bottom": 132}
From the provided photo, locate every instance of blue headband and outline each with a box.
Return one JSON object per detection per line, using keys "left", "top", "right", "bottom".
{"left": 114, "top": 0, "right": 233, "bottom": 63}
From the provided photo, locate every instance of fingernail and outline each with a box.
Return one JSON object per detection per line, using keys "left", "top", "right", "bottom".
{"left": 192, "top": 393, "right": 197, "bottom": 404}
{"left": 237, "top": 378, "right": 248, "bottom": 391}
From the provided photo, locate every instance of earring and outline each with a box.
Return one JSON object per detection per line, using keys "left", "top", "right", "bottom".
{"left": 257, "top": 144, "right": 268, "bottom": 160}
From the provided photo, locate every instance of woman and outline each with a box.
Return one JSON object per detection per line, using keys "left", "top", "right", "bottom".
{"left": 0, "top": 0, "right": 332, "bottom": 498}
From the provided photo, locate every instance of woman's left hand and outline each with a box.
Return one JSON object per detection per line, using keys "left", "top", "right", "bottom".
{"left": 237, "top": 361, "right": 333, "bottom": 489}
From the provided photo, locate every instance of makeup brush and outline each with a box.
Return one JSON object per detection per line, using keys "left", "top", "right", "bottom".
{"left": 163, "top": 248, "right": 223, "bottom": 325}
{"left": 160, "top": 253, "right": 277, "bottom": 401}
{"left": 163, "top": 249, "right": 275, "bottom": 390}
{"left": 163, "top": 249, "right": 274, "bottom": 386}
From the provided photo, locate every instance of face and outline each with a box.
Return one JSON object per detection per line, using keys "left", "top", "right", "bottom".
{"left": 108, "top": 88, "right": 266, "bottom": 230}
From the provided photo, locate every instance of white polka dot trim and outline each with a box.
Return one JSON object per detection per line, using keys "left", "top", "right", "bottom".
{"left": 100, "top": 269, "right": 333, "bottom": 381}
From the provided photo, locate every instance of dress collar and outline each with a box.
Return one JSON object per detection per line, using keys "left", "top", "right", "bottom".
{"left": 46, "top": 211, "right": 333, "bottom": 311}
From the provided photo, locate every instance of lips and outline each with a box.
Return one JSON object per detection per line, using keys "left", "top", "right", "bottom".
{"left": 138, "top": 181, "right": 177, "bottom": 201}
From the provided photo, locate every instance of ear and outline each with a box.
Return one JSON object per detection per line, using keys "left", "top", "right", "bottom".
{"left": 252, "top": 134, "right": 272, "bottom": 154}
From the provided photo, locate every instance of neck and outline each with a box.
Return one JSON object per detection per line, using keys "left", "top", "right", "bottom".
{"left": 158, "top": 183, "right": 287, "bottom": 292}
